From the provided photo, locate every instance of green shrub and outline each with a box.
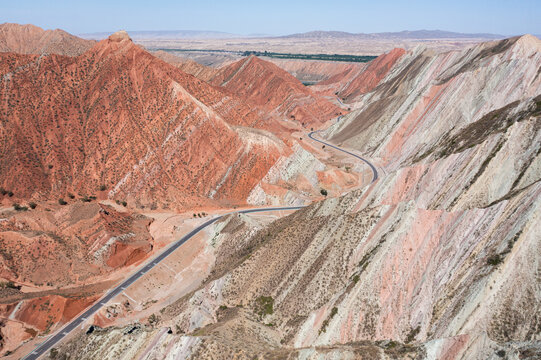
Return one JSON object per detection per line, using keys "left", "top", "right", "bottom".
{"left": 320, "top": 189, "right": 328, "bottom": 196}
{"left": 254, "top": 296, "right": 274, "bottom": 318}
{"left": 319, "top": 307, "right": 338, "bottom": 334}
{"left": 487, "top": 254, "right": 503, "bottom": 266}
{"left": 13, "top": 203, "right": 28, "bottom": 211}
{"left": 29, "top": 202, "right": 37, "bottom": 209}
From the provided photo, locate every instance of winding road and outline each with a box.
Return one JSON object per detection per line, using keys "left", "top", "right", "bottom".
{"left": 23, "top": 130, "right": 378, "bottom": 360}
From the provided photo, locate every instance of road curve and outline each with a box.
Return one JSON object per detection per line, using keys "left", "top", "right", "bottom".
{"left": 24, "top": 131, "right": 378, "bottom": 359}
{"left": 308, "top": 130, "right": 378, "bottom": 182}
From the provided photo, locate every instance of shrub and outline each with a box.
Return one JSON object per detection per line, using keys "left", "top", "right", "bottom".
{"left": 68, "top": 193, "right": 75, "bottom": 199}
{"left": 0, "top": 281, "right": 21, "bottom": 289}
{"left": 81, "top": 196, "right": 91, "bottom": 202}
{"left": 29, "top": 202, "right": 37, "bottom": 209}
{"left": 48, "top": 164, "right": 53, "bottom": 169}
{"left": 7, "top": 191, "right": 13, "bottom": 197}
{"left": 99, "top": 185, "right": 106, "bottom": 191}
{"left": 0, "top": 188, "right": 6, "bottom": 195}
{"left": 58, "top": 198, "right": 67, "bottom": 205}
{"left": 487, "top": 254, "right": 502, "bottom": 266}
{"left": 13, "top": 203, "right": 28, "bottom": 211}
{"left": 320, "top": 189, "right": 328, "bottom": 196}
{"left": 405, "top": 325, "right": 421, "bottom": 343}
{"left": 121, "top": 201, "right": 127, "bottom": 207}
{"left": 319, "top": 307, "right": 338, "bottom": 334}
{"left": 254, "top": 296, "right": 274, "bottom": 318}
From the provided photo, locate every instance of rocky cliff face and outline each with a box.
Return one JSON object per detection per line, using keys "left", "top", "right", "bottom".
{"left": 0, "top": 32, "right": 284, "bottom": 209}
{"left": 0, "top": 23, "right": 95, "bottom": 56}
{"left": 44, "top": 35, "right": 541, "bottom": 360}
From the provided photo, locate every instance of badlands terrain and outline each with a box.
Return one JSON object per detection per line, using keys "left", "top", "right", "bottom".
{"left": 0, "top": 23, "right": 540, "bottom": 359}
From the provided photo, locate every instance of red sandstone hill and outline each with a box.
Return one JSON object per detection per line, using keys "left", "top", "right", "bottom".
{"left": 0, "top": 31, "right": 282, "bottom": 209}
{"left": 209, "top": 55, "right": 346, "bottom": 127}
{"left": 315, "top": 48, "right": 406, "bottom": 101}
{"left": 0, "top": 23, "right": 95, "bottom": 56}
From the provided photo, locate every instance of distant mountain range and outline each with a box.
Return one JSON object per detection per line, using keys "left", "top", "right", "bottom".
{"left": 79, "top": 29, "right": 507, "bottom": 41}
{"left": 278, "top": 30, "right": 505, "bottom": 40}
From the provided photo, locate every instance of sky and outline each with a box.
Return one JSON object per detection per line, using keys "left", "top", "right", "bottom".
{"left": 1, "top": 0, "right": 540, "bottom": 36}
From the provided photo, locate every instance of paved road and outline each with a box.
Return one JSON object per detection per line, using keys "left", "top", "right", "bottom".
{"left": 24, "top": 130, "right": 378, "bottom": 359}
{"left": 308, "top": 130, "right": 378, "bottom": 182}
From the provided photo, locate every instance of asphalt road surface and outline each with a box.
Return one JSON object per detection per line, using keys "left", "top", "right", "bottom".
{"left": 24, "top": 131, "right": 378, "bottom": 359}
{"left": 308, "top": 130, "right": 378, "bottom": 182}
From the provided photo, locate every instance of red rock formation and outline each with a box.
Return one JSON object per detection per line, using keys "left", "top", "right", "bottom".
{"left": 210, "top": 56, "right": 345, "bottom": 128}
{"left": 0, "top": 23, "right": 95, "bottom": 56}
{"left": 0, "top": 32, "right": 281, "bottom": 208}
{"left": 315, "top": 48, "right": 405, "bottom": 101}
{"left": 0, "top": 202, "right": 153, "bottom": 287}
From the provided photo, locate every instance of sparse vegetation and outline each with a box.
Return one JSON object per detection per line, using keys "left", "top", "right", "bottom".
{"left": 13, "top": 203, "right": 28, "bottom": 211}
{"left": 405, "top": 325, "right": 421, "bottom": 343}
{"left": 58, "top": 198, "right": 67, "bottom": 205}
{"left": 0, "top": 281, "right": 21, "bottom": 289}
{"left": 487, "top": 254, "right": 503, "bottom": 266}
{"left": 99, "top": 185, "right": 106, "bottom": 191}
{"left": 254, "top": 296, "right": 274, "bottom": 318}
{"left": 148, "top": 313, "right": 160, "bottom": 325}
{"left": 319, "top": 307, "right": 338, "bottom": 334}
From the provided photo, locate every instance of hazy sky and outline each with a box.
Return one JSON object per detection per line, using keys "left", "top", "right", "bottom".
{"left": 1, "top": 0, "right": 539, "bottom": 36}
